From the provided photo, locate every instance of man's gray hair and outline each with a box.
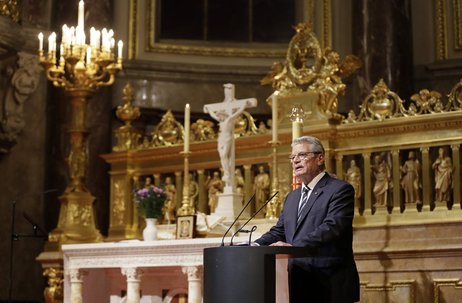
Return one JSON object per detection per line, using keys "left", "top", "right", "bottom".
{"left": 292, "top": 136, "right": 325, "bottom": 154}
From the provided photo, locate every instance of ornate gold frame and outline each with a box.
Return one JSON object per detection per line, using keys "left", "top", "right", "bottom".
{"left": 453, "top": 0, "right": 462, "bottom": 50}
{"left": 435, "top": 0, "right": 448, "bottom": 60}
{"left": 127, "top": 0, "right": 332, "bottom": 59}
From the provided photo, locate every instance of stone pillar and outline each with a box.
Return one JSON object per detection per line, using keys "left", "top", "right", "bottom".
{"left": 450, "top": 144, "right": 460, "bottom": 210}
{"left": 352, "top": 0, "right": 413, "bottom": 101}
{"left": 391, "top": 149, "right": 400, "bottom": 213}
{"left": 362, "top": 152, "right": 372, "bottom": 214}
{"left": 421, "top": 147, "right": 430, "bottom": 211}
{"left": 175, "top": 171, "right": 183, "bottom": 209}
{"left": 68, "top": 269, "right": 86, "bottom": 303}
{"left": 182, "top": 266, "right": 202, "bottom": 303}
{"left": 122, "top": 267, "right": 143, "bottom": 303}
{"left": 197, "top": 170, "right": 207, "bottom": 213}
{"left": 243, "top": 165, "right": 253, "bottom": 210}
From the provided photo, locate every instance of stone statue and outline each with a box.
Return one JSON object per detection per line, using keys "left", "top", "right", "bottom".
{"left": 372, "top": 154, "right": 391, "bottom": 206}
{"left": 204, "top": 83, "right": 257, "bottom": 191}
{"left": 254, "top": 165, "right": 270, "bottom": 218}
{"left": 144, "top": 177, "right": 153, "bottom": 188}
{"left": 206, "top": 171, "right": 224, "bottom": 213}
{"left": 345, "top": 159, "right": 362, "bottom": 208}
{"left": 162, "top": 176, "right": 176, "bottom": 224}
{"left": 234, "top": 168, "right": 245, "bottom": 195}
{"left": 188, "top": 173, "right": 199, "bottom": 209}
{"left": 400, "top": 151, "right": 421, "bottom": 204}
{"left": 432, "top": 147, "right": 453, "bottom": 204}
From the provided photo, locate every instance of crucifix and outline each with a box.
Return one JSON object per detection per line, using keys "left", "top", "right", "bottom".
{"left": 204, "top": 83, "right": 257, "bottom": 193}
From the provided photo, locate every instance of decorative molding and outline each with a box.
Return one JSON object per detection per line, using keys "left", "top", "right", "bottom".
{"left": 433, "top": 279, "right": 462, "bottom": 303}
{"left": 453, "top": 0, "right": 462, "bottom": 50}
{"left": 360, "top": 280, "right": 415, "bottom": 303}
{"left": 435, "top": 0, "right": 448, "bottom": 60}
{"left": 128, "top": 0, "right": 138, "bottom": 60}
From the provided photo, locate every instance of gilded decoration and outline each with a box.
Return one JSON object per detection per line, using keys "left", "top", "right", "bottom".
{"left": 0, "top": 0, "right": 20, "bottom": 23}
{"left": 151, "top": 110, "right": 184, "bottom": 147}
{"left": 261, "top": 23, "right": 361, "bottom": 121}
{"left": 114, "top": 83, "right": 142, "bottom": 152}
{"left": 343, "top": 76, "right": 462, "bottom": 124}
{"left": 112, "top": 180, "right": 126, "bottom": 226}
{"left": 360, "top": 280, "right": 415, "bottom": 303}
{"left": 191, "top": 119, "right": 216, "bottom": 142}
{"left": 454, "top": 0, "right": 462, "bottom": 50}
{"left": 43, "top": 267, "right": 63, "bottom": 303}
{"left": 355, "top": 79, "right": 407, "bottom": 122}
{"left": 435, "top": 0, "right": 448, "bottom": 60}
{"left": 433, "top": 279, "right": 462, "bottom": 303}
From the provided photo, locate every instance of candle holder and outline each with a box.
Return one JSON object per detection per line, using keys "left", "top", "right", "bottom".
{"left": 266, "top": 140, "right": 281, "bottom": 219}
{"left": 177, "top": 151, "right": 195, "bottom": 216}
{"left": 38, "top": 1, "right": 123, "bottom": 249}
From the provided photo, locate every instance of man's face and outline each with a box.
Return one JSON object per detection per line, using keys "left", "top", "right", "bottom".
{"left": 291, "top": 142, "right": 324, "bottom": 184}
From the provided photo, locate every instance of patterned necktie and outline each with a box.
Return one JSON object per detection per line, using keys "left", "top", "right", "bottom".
{"left": 297, "top": 186, "right": 311, "bottom": 222}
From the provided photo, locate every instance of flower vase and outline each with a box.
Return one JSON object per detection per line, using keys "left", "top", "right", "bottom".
{"left": 143, "top": 218, "right": 158, "bottom": 241}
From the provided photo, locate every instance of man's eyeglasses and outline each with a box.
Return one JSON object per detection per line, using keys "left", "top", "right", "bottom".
{"left": 289, "top": 152, "right": 321, "bottom": 162}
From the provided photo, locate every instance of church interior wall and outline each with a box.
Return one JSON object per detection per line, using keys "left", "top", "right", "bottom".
{"left": 1, "top": 0, "right": 462, "bottom": 302}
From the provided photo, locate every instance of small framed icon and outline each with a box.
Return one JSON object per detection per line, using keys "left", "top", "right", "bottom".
{"left": 176, "top": 215, "right": 196, "bottom": 239}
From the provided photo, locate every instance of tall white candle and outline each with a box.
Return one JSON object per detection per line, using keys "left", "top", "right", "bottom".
{"left": 117, "top": 40, "right": 123, "bottom": 59}
{"left": 38, "top": 33, "right": 43, "bottom": 51}
{"left": 184, "top": 104, "right": 190, "bottom": 152}
{"left": 292, "top": 120, "right": 302, "bottom": 140}
{"left": 78, "top": 1, "right": 85, "bottom": 30}
{"left": 86, "top": 47, "right": 91, "bottom": 66}
{"left": 271, "top": 94, "right": 278, "bottom": 141}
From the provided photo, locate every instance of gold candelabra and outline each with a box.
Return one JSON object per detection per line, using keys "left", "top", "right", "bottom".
{"left": 38, "top": 0, "right": 123, "bottom": 249}
{"left": 177, "top": 104, "right": 195, "bottom": 216}
{"left": 177, "top": 152, "right": 195, "bottom": 216}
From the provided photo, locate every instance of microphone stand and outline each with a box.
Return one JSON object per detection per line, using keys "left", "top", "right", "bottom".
{"left": 229, "top": 191, "right": 278, "bottom": 246}
{"left": 8, "top": 190, "right": 55, "bottom": 303}
{"left": 220, "top": 194, "right": 255, "bottom": 246}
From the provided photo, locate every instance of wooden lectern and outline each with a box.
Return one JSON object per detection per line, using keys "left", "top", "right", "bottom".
{"left": 203, "top": 246, "right": 316, "bottom": 303}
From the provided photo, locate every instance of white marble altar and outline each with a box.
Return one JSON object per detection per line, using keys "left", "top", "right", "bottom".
{"left": 61, "top": 237, "right": 289, "bottom": 303}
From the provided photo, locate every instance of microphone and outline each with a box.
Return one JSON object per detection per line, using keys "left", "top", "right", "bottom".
{"left": 220, "top": 193, "right": 256, "bottom": 247}
{"left": 23, "top": 211, "right": 48, "bottom": 237}
{"left": 230, "top": 191, "right": 278, "bottom": 246}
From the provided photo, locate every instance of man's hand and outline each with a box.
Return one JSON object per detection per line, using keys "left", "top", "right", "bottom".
{"left": 270, "top": 241, "right": 292, "bottom": 247}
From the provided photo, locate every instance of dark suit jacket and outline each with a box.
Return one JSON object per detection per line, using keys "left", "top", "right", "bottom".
{"left": 255, "top": 173, "right": 359, "bottom": 303}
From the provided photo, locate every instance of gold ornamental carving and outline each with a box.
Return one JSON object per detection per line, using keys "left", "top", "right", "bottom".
{"left": 0, "top": 0, "right": 20, "bottom": 23}
{"left": 43, "top": 267, "right": 64, "bottom": 303}
{"left": 261, "top": 22, "right": 361, "bottom": 121}
{"left": 114, "top": 83, "right": 142, "bottom": 151}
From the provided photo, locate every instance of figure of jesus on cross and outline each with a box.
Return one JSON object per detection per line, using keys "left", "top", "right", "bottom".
{"left": 204, "top": 83, "right": 257, "bottom": 193}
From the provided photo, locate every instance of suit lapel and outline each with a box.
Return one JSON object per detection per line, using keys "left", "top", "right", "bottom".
{"left": 295, "top": 174, "right": 330, "bottom": 229}
{"left": 287, "top": 188, "right": 302, "bottom": 239}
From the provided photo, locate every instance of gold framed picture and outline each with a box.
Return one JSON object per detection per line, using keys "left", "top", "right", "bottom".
{"left": 176, "top": 215, "right": 196, "bottom": 239}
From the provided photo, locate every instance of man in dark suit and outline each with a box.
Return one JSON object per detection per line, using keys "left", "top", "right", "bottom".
{"left": 255, "top": 136, "right": 360, "bottom": 303}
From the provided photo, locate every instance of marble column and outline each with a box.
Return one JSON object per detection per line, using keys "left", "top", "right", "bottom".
{"left": 197, "top": 170, "right": 207, "bottom": 213}
{"left": 68, "top": 268, "right": 86, "bottom": 303}
{"left": 182, "top": 266, "right": 202, "bottom": 303}
{"left": 352, "top": 0, "right": 413, "bottom": 101}
{"left": 122, "top": 267, "right": 143, "bottom": 303}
